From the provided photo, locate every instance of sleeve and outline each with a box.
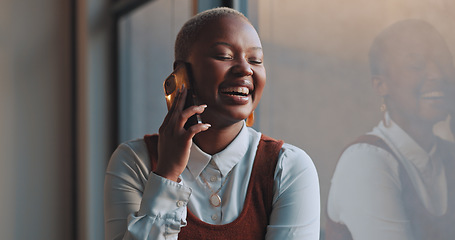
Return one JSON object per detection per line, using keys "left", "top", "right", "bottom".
{"left": 265, "top": 143, "right": 321, "bottom": 240}
{"left": 327, "top": 143, "right": 413, "bottom": 240}
{"left": 104, "top": 142, "right": 192, "bottom": 240}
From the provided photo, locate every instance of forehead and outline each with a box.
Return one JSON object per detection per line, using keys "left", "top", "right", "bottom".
{"left": 382, "top": 27, "right": 450, "bottom": 61}
{"left": 194, "top": 15, "right": 261, "bottom": 48}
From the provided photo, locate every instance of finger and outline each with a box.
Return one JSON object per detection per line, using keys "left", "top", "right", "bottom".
{"left": 177, "top": 105, "right": 207, "bottom": 129}
{"left": 161, "top": 87, "right": 187, "bottom": 130}
{"left": 184, "top": 123, "right": 211, "bottom": 140}
{"left": 174, "top": 86, "right": 188, "bottom": 113}
{"left": 168, "top": 87, "right": 188, "bottom": 130}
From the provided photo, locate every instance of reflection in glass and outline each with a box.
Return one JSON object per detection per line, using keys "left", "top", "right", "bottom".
{"left": 326, "top": 20, "right": 455, "bottom": 240}
{"left": 254, "top": 2, "right": 455, "bottom": 238}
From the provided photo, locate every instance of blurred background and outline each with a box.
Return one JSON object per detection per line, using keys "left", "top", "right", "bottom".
{"left": 1, "top": 0, "right": 454, "bottom": 239}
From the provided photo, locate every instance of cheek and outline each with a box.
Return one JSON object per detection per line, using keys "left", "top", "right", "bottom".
{"left": 194, "top": 61, "right": 228, "bottom": 82}
{"left": 253, "top": 68, "right": 266, "bottom": 92}
{"left": 192, "top": 64, "right": 227, "bottom": 101}
{"left": 192, "top": 64, "right": 216, "bottom": 88}
{"left": 389, "top": 72, "right": 422, "bottom": 96}
{"left": 386, "top": 79, "right": 419, "bottom": 112}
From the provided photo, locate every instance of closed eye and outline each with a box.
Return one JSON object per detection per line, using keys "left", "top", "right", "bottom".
{"left": 248, "top": 59, "right": 263, "bottom": 64}
{"left": 214, "top": 55, "right": 233, "bottom": 61}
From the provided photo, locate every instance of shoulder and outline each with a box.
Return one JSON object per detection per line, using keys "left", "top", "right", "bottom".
{"left": 254, "top": 131, "right": 314, "bottom": 171}
{"left": 330, "top": 136, "right": 401, "bottom": 193}
{"left": 251, "top": 130, "right": 316, "bottom": 180}
{"left": 272, "top": 142, "right": 320, "bottom": 206}
{"left": 275, "top": 141, "right": 317, "bottom": 181}
{"left": 111, "top": 138, "right": 149, "bottom": 160}
{"left": 337, "top": 138, "right": 399, "bottom": 171}
{"left": 280, "top": 142, "right": 313, "bottom": 166}
{"left": 106, "top": 138, "right": 152, "bottom": 178}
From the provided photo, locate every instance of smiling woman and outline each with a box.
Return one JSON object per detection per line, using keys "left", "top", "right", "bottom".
{"left": 185, "top": 14, "right": 266, "bottom": 135}
{"left": 369, "top": 20, "right": 453, "bottom": 140}
{"left": 326, "top": 20, "right": 455, "bottom": 240}
{"left": 104, "top": 7, "right": 320, "bottom": 240}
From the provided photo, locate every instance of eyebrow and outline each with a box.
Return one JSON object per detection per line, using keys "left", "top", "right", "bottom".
{"left": 211, "top": 41, "right": 262, "bottom": 51}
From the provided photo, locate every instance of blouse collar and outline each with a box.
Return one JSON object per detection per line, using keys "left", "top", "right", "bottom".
{"left": 187, "top": 121, "right": 250, "bottom": 178}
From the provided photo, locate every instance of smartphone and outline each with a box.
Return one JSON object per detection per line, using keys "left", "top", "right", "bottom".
{"left": 163, "top": 63, "right": 202, "bottom": 129}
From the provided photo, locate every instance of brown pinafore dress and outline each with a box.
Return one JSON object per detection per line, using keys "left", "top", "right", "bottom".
{"left": 144, "top": 134, "right": 284, "bottom": 240}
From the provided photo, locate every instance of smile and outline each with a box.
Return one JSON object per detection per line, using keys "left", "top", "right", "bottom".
{"left": 220, "top": 86, "right": 250, "bottom": 96}
{"left": 420, "top": 91, "right": 445, "bottom": 99}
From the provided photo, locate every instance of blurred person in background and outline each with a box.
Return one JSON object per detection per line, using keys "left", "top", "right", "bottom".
{"left": 326, "top": 19, "right": 455, "bottom": 240}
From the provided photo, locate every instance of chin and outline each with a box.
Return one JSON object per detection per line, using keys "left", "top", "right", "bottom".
{"left": 201, "top": 109, "right": 249, "bottom": 127}
{"left": 223, "top": 105, "right": 254, "bottom": 120}
{"left": 420, "top": 111, "right": 449, "bottom": 125}
{"left": 419, "top": 99, "right": 450, "bottom": 123}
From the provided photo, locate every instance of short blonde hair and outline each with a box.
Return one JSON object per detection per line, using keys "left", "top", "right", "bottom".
{"left": 174, "top": 7, "right": 249, "bottom": 61}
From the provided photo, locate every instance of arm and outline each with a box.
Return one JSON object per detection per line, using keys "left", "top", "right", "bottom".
{"left": 265, "top": 144, "right": 321, "bottom": 240}
{"left": 104, "top": 88, "right": 210, "bottom": 240}
{"left": 104, "top": 142, "right": 192, "bottom": 240}
{"left": 327, "top": 144, "right": 413, "bottom": 240}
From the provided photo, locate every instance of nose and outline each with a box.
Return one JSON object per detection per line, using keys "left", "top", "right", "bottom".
{"left": 231, "top": 58, "right": 253, "bottom": 77}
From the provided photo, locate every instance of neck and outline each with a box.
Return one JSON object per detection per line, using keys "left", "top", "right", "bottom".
{"left": 388, "top": 111, "right": 436, "bottom": 152}
{"left": 193, "top": 121, "right": 244, "bottom": 155}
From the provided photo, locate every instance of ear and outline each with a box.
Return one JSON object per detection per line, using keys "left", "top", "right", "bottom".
{"left": 372, "top": 75, "right": 389, "bottom": 97}
{"left": 173, "top": 61, "right": 185, "bottom": 70}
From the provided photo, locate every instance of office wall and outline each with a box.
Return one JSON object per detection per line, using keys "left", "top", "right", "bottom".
{"left": 0, "top": 0, "right": 73, "bottom": 239}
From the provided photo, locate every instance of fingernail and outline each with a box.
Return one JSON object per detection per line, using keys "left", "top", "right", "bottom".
{"left": 200, "top": 104, "right": 207, "bottom": 109}
{"left": 204, "top": 124, "right": 211, "bottom": 129}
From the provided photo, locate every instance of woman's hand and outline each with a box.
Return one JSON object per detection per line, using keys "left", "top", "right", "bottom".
{"left": 155, "top": 86, "right": 211, "bottom": 182}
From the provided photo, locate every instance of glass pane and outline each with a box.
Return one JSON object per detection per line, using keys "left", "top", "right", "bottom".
{"left": 254, "top": 1, "right": 455, "bottom": 238}
{"left": 118, "top": 0, "right": 192, "bottom": 143}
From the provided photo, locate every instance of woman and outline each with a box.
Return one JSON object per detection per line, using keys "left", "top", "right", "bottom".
{"left": 327, "top": 19, "right": 455, "bottom": 240}
{"left": 104, "top": 7, "right": 320, "bottom": 240}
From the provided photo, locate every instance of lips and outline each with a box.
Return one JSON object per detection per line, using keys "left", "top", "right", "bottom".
{"left": 421, "top": 91, "right": 445, "bottom": 99}
{"left": 220, "top": 86, "right": 250, "bottom": 96}
{"left": 218, "top": 80, "right": 254, "bottom": 104}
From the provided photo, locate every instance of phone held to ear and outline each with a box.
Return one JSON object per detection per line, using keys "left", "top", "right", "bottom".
{"left": 163, "top": 63, "right": 202, "bottom": 129}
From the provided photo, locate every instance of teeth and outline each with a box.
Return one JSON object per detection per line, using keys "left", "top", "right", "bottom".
{"left": 421, "top": 91, "right": 444, "bottom": 98}
{"left": 221, "top": 87, "right": 250, "bottom": 96}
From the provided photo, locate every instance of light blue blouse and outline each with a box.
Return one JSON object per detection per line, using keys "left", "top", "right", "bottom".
{"left": 104, "top": 122, "right": 320, "bottom": 240}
